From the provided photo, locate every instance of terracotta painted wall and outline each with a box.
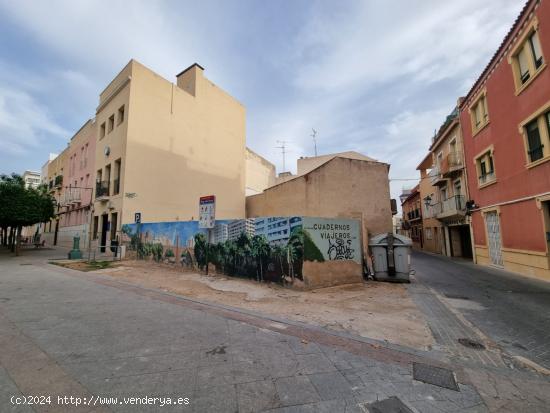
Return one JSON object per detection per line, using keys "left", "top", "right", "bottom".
{"left": 461, "top": 0, "right": 550, "bottom": 253}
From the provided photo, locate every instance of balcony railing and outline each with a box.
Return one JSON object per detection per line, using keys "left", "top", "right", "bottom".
{"left": 447, "top": 151, "right": 463, "bottom": 168}
{"left": 428, "top": 166, "right": 440, "bottom": 185}
{"left": 440, "top": 195, "right": 466, "bottom": 215}
{"left": 423, "top": 202, "right": 442, "bottom": 219}
{"left": 95, "top": 181, "right": 110, "bottom": 198}
{"left": 478, "top": 171, "right": 495, "bottom": 185}
{"left": 63, "top": 188, "right": 81, "bottom": 205}
{"left": 113, "top": 178, "right": 120, "bottom": 195}
{"left": 407, "top": 208, "right": 421, "bottom": 221}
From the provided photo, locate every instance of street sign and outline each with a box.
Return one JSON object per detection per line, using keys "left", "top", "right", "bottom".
{"left": 134, "top": 212, "right": 141, "bottom": 224}
{"left": 199, "top": 195, "right": 215, "bottom": 229}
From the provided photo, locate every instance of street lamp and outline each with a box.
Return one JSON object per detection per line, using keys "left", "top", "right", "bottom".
{"left": 424, "top": 195, "right": 432, "bottom": 208}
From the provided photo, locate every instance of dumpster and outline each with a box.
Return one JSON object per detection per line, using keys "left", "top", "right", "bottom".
{"left": 369, "top": 233, "right": 412, "bottom": 282}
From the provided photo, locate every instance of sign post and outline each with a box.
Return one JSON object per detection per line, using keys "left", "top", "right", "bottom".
{"left": 199, "top": 196, "right": 216, "bottom": 275}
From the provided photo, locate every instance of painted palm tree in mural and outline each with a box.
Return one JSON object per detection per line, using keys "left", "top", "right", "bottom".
{"left": 236, "top": 232, "right": 251, "bottom": 268}
{"left": 251, "top": 235, "right": 270, "bottom": 282}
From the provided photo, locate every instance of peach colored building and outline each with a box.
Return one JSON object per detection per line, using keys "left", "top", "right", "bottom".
{"left": 58, "top": 120, "right": 96, "bottom": 248}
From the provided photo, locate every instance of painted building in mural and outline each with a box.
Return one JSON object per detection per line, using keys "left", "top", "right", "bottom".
{"left": 227, "top": 219, "right": 255, "bottom": 241}
{"left": 460, "top": 0, "right": 550, "bottom": 280}
{"left": 255, "top": 216, "right": 302, "bottom": 245}
{"left": 212, "top": 222, "right": 228, "bottom": 244}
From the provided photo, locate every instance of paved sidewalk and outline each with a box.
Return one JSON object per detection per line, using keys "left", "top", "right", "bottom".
{"left": 0, "top": 248, "right": 549, "bottom": 412}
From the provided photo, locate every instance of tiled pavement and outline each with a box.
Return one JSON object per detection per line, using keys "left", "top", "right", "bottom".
{"left": 1, "top": 249, "right": 549, "bottom": 412}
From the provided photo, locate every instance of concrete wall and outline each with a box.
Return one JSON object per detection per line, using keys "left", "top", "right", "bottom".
{"left": 246, "top": 156, "right": 393, "bottom": 257}
{"left": 245, "top": 148, "right": 276, "bottom": 195}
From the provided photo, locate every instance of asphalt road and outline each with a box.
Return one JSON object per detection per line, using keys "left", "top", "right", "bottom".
{"left": 411, "top": 250, "right": 550, "bottom": 371}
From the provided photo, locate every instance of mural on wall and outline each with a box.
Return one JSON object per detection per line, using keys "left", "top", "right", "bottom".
{"left": 302, "top": 217, "right": 361, "bottom": 264}
{"left": 122, "top": 216, "right": 361, "bottom": 284}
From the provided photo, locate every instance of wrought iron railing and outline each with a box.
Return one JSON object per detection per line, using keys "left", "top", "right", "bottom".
{"left": 95, "top": 181, "right": 110, "bottom": 198}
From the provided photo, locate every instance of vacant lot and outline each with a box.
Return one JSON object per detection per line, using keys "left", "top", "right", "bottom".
{"left": 90, "top": 260, "right": 434, "bottom": 350}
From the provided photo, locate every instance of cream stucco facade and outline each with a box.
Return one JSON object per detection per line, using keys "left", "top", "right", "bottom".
{"left": 245, "top": 148, "right": 276, "bottom": 196}
{"left": 92, "top": 60, "right": 246, "bottom": 248}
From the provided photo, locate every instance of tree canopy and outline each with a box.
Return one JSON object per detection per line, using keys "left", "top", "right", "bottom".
{"left": 0, "top": 173, "right": 55, "bottom": 231}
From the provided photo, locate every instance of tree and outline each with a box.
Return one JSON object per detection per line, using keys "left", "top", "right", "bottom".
{"left": 0, "top": 174, "right": 55, "bottom": 255}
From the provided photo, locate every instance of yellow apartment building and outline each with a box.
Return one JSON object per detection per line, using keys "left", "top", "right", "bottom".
{"left": 416, "top": 107, "right": 474, "bottom": 257}
{"left": 92, "top": 60, "right": 247, "bottom": 249}
{"left": 417, "top": 154, "right": 444, "bottom": 255}
{"left": 423, "top": 107, "right": 473, "bottom": 259}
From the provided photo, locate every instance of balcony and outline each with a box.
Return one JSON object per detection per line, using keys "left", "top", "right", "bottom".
{"left": 407, "top": 208, "right": 422, "bottom": 221}
{"left": 429, "top": 165, "right": 447, "bottom": 186}
{"left": 423, "top": 202, "right": 442, "bottom": 219}
{"left": 437, "top": 195, "right": 466, "bottom": 221}
{"left": 95, "top": 181, "right": 110, "bottom": 201}
{"left": 62, "top": 188, "right": 82, "bottom": 205}
{"left": 54, "top": 175, "right": 63, "bottom": 188}
{"left": 442, "top": 151, "right": 463, "bottom": 177}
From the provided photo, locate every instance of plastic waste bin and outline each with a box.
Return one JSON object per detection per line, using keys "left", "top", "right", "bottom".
{"left": 369, "top": 233, "right": 412, "bottom": 282}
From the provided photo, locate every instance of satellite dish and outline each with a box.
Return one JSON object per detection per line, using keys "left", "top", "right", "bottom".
{"left": 104, "top": 146, "right": 110, "bottom": 156}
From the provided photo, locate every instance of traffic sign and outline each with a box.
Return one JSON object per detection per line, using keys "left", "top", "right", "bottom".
{"left": 135, "top": 212, "right": 141, "bottom": 224}
{"left": 199, "top": 195, "right": 215, "bottom": 229}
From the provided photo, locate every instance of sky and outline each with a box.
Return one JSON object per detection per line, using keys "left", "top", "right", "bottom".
{"left": 0, "top": 0, "right": 524, "bottom": 206}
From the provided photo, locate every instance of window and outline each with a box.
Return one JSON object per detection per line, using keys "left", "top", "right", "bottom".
{"left": 108, "top": 115, "right": 115, "bottom": 133}
{"left": 84, "top": 143, "right": 88, "bottom": 167}
{"left": 117, "top": 105, "right": 125, "bottom": 125}
{"left": 475, "top": 149, "right": 496, "bottom": 186}
{"left": 526, "top": 119, "right": 544, "bottom": 162}
{"left": 469, "top": 91, "right": 489, "bottom": 134}
{"left": 509, "top": 25, "right": 545, "bottom": 92}
{"left": 100, "top": 122, "right": 106, "bottom": 139}
{"left": 520, "top": 108, "right": 550, "bottom": 166}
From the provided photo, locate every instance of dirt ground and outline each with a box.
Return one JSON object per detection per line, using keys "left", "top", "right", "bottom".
{"left": 89, "top": 260, "right": 434, "bottom": 350}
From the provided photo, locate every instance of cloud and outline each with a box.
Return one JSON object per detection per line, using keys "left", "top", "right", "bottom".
{"left": 0, "top": 87, "right": 69, "bottom": 155}
{"left": 0, "top": 0, "right": 525, "bottom": 205}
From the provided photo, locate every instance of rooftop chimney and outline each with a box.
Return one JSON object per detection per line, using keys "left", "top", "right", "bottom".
{"left": 176, "top": 63, "right": 204, "bottom": 97}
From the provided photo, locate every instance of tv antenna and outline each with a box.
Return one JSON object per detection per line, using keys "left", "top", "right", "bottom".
{"left": 311, "top": 128, "right": 317, "bottom": 156}
{"left": 276, "top": 140, "right": 288, "bottom": 172}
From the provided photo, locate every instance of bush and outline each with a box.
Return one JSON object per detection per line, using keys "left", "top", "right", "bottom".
{"left": 165, "top": 248, "right": 175, "bottom": 258}
{"left": 151, "top": 243, "right": 163, "bottom": 262}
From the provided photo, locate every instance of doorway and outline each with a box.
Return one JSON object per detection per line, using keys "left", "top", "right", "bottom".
{"left": 100, "top": 214, "right": 109, "bottom": 253}
{"left": 485, "top": 211, "right": 503, "bottom": 266}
